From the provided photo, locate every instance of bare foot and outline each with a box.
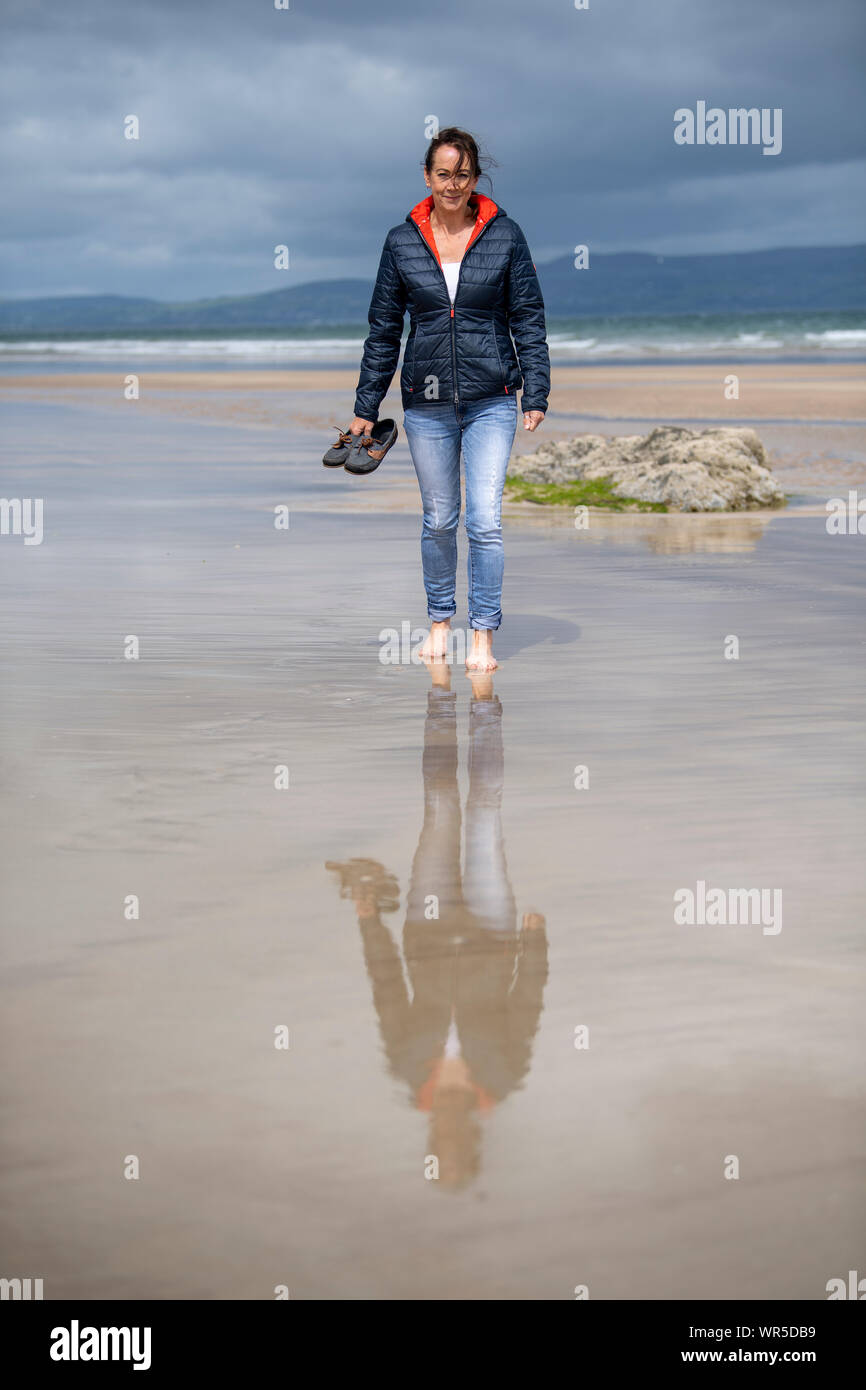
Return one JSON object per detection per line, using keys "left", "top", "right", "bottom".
{"left": 466, "top": 629, "right": 498, "bottom": 672}
{"left": 425, "top": 658, "right": 452, "bottom": 690}
{"left": 420, "top": 619, "right": 452, "bottom": 662}
{"left": 466, "top": 670, "right": 494, "bottom": 700}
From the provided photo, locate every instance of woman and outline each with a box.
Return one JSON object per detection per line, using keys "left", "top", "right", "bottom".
{"left": 350, "top": 127, "right": 550, "bottom": 672}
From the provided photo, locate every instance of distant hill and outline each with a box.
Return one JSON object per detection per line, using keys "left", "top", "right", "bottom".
{"left": 538, "top": 244, "right": 865, "bottom": 314}
{"left": 0, "top": 280, "right": 372, "bottom": 333}
{"left": 1, "top": 245, "right": 863, "bottom": 332}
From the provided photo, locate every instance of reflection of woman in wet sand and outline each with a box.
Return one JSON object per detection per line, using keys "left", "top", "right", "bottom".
{"left": 327, "top": 672, "right": 548, "bottom": 1189}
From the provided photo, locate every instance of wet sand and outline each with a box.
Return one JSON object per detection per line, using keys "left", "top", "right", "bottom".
{"left": 4, "top": 362, "right": 864, "bottom": 422}
{"left": 3, "top": 362, "right": 865, "bottom": 501}
{"left": 0, "top": 370, "right": 864, "bottom": 1299}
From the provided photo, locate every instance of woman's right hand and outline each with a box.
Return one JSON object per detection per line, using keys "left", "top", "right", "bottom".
{"left": 350, "top": 417, "right": 374, "bottom": 436}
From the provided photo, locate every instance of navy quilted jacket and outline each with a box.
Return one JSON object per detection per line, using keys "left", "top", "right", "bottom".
{"left": 353, "top": 193, "right": 550, "bottom": 422}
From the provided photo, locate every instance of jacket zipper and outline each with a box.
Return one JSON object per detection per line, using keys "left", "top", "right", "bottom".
{"left": 449, "top": 302, "right": 459, "bottom": 406}
{"left": 410, "top": 213, "right": 500, "bottom": 409}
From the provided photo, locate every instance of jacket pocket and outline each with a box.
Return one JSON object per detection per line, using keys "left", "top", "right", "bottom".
{"left": 400, "top": 332, "right": 417, "bottom": 391}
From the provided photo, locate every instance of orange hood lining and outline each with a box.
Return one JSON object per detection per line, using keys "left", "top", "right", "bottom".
{"left": 408, "top": 193, "right": 499, "bottom": 269}
{"left": 415, "top": 1056, "right": 498, "bottom": 1113}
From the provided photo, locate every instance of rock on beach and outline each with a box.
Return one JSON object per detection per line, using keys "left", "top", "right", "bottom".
{"left": 510, "top": 425, "right": 786, "bottom": 511}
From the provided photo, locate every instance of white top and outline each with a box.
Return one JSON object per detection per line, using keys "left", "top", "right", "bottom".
{"left": 444, "top": 1015, "right": 462, "bottom": 1059}
{"left": 442, "top": 261, "right": 461, "bottom": 303}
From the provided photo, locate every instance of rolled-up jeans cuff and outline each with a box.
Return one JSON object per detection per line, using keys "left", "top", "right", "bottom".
{"left": 469, "top": 618, "right": 501, "bottom": 631}
{"left": 428, "top": 608, "right": 455, "bottom": 622}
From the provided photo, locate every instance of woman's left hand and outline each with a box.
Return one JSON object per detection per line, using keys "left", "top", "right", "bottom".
{"left": 523, "top": 411, "right": 544, "bottom": 432}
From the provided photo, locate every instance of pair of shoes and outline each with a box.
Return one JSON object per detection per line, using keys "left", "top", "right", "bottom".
{"left": 322, "top": 420, "right": 398, "bottom": 474}
{"left": 325, "top": 858, "right": 400, "bottom": 913}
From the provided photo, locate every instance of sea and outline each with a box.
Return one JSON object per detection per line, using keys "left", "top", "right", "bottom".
{"left": 1, "top": 309, "right": 865, "bottom": 372}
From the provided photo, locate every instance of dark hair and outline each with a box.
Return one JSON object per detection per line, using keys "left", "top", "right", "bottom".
{"left": 423, "top": 126, "right": 497, "bottom": 190}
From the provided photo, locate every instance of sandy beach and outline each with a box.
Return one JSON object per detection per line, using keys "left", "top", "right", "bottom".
{"left": 3, "top": 361, "right": 865, "bottom": 506}
{"left": 1, "top": 361, "right": 864, "bottom": 1299}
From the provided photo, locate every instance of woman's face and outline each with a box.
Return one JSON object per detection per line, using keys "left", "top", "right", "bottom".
{"left": 424, "top": 144, "right": 479, "bottom": 220}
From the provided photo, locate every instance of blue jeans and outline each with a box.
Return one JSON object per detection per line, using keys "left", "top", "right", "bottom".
{"left": 403, "top": 395, "right": 518, "bottom": 630}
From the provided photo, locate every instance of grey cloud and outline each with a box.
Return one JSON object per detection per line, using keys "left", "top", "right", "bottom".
{"left": 0, "top": 0, "right": 863, "bottom": 299}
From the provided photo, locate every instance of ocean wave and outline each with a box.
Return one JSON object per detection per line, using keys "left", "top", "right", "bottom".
{"left": 0, "top": 336, "right": 367, "bottom": 359}
{"left": 804, "top": 329, "right": 866, "bottom": 344}
{"left": 1, "top": 320, "right": 864, "bottom": 363}
{"left": 734, "top": 332, "right": 784, "bottom": 348}
{"left": 546, "top": 336, "right": 598, "bottom": 351}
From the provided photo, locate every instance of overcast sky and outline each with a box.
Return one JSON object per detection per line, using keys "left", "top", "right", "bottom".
{"left": 1, "top": 0, "right": 864, "bottom": 300}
